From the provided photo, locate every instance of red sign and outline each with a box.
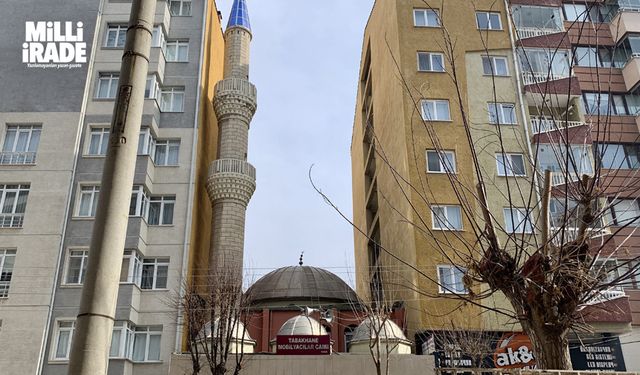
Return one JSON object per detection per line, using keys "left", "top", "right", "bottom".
{"left": 493, "top": 333, "right": 537, "bottom": 369}
{"left": 276, "top": 335, "right": 331, "bottom": 355}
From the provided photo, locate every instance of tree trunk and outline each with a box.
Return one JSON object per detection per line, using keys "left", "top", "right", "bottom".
{"left": 525, "top": 323, "right": 572, "bottom": 370}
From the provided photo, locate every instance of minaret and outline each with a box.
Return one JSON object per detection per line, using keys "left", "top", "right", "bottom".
{"left": 207, "top": 0, "right": 257, "bottom": 278}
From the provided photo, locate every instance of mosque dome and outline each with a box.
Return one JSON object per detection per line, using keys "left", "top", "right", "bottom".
{"left": 199, "top": 319, "right": 253, "bottom": 341}
{"left": 277, "top": 315, "right": 328, "bottom": 336}
{"left": 245, "top": 266, "right": 360, "bottom": 307}
{"left": 349, "top": 315, "right": 412, "bottom": 354}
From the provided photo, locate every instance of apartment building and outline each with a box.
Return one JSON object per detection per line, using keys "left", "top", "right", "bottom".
{"left": 0, "top": 0, "right": 225, "bottom": 374}
{"left": 352, "top": 0, "right": 638, "bottom": 370}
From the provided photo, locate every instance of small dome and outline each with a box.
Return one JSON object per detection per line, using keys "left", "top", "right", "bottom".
{"left": 246, "top": 266, "right": 360, "bottom": 306}
{"left": 351, "top": 315, "right": 407, "bottom": 343}
{"left": 200, "top": 319, "right": 253, "bottom": 341}
{"left": 277, "top": 315, "right": 328, "bottom": 336}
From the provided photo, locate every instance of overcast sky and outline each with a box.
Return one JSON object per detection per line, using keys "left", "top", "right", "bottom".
{"left": 215, "top": 0, "right": 372, "bottom": 283}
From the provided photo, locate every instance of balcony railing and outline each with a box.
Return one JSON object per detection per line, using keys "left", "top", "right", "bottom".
{"left": 0, "top": 214, "right": 24, "bottom": 228}
{"left": 530, "top": 117, "right": 585, "bottom": 134}
{"left": 550, "top": 171, "right": 581, "bottom": 186}
{"left": 549, "top": 226, "right": 610, "bottom": 246}
{"left": 0, "top": 152, "right": 36, "bottom": 165}
{"left": 583, "top": 289, "right": 626, "bottom": 306}
{"left": 521, "top": 72, "right": 570, "bottom": 85}
{"left": 516, "top": 27, "right": 563, "bottom": 39}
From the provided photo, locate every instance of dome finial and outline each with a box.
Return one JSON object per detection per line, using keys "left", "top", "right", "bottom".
{"left": 227, "top": 0, "right": 251, "bottom": 32}
{"left": 299, "top": 251, "right": 304, "bottom": 266}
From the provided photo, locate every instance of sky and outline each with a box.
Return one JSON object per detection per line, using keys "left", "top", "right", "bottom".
{"left": 215, "top": 0, "right": 373, "bottom": 283}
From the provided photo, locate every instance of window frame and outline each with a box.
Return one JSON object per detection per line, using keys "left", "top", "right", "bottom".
{"left": 482, "top": 56, "right": 509, "bottom": 76}
{"left": 503, "top": 207, "right": 533, "bottom": 234}
{"left": 86, "top": 126, "right": 110, "bottom": 156}
{"left": 104, "top": 24, "right": 127, "bottom": 48}
{"left": 140, "top": 258, "right": 170, "bottom": 290}
{"left": 152, "top": 139, "right": 180, "bottom": 166}
{"left": 63, "top": 249, "right": 89, "bottom": 286}
{"left": 488, "top": 102, "right": 517, "bottom": 125}
{"left": 431, "top": 205, "right": 463, "bottom": 231}
{"left": 131, "top": 326, "right": 163, "bottom": 362}
{"left": 159, "top": 87, "right": 185, "bottom": 113}
{"left": 413, "top": 8, "right": 441, "bottom": 28}
{"left": 496, "top": 153, "right": 527, "bottom": 177}
{"left": 146, "top": 196, "right": 175, "bottom": 226}
{"left": 476, "top": 11, "right": 503, "bottom": 30}
{"left": 417, "top": 52, "right": 445, "bottom": 72}
{"left": 437, "top": 265, "right": 468, "bottom": 294}
{"left": 2, "top": 125, "right": 41, "bottom": 154}
{"left": 51, "top": 319, "right": 76, "bottom": 361}
{"left": 421, "top": 99, "right": 451, "bottom": 121}
{"left": 95, "top": 73, "right": 120, "bottom": 99}
{"left": 75, "top": 184, "right": 100, "bottom": 218}
{"left": 610, "top": 198, "right": 640, "bottom": 227}
{"left": 0, "top": 184, "right": 29, "bottom": 228}
{"left": 0, "top": 249, "right": 16, "bottom": 298}
{"left": 169, "top": 0, "right": 192, "bottom": 16}
{"left": 426, "top": 150, "right": 457, "bottom": 173}
{"left": 164, "top": 39, "right": 189, "bottom": 62}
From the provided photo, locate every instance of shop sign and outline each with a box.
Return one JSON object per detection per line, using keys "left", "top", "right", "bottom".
{"left": 570, "top": 338, "right": 626, "bottom": 371}
{"left": 276, "top": 335, "right": 331, "bottom": 355}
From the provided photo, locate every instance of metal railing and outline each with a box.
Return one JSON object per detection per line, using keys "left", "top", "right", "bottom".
{"left": 584, "top": 290, "right": 626, "bottom": 306}
{"left": 516, "top": 27, "right": 563, "bottom": 39}
{"left": 521, "top": 72, "right": 571, "bottom": 85}
{"left": 530, "top": 118, "right": 585, "bottom": 134}
{"left": 0, "top": 152, "right": 36, "bottom": 165}
{"left": 550, "top": 171, "right": 581, "bottom": 186}
{"left": 549, "top": 227, "right": 610, "bottom": 246}
{"left": 0, "top": 214, "right": 24, "bottom": 228}
{"left": 210, "top": 159, "right": 256, "bottom": 180}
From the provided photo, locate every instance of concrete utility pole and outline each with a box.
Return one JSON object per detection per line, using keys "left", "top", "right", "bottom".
{"left": 67, "top": 0, "right": 155, "bottom": 374}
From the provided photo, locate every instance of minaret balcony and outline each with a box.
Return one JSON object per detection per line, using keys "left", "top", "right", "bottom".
{"left": 214, "top": 78, "right": 257, "bottom": 102}
{"left": 209, "top": 159, "right": 256, "bottom": 180}
{"left": 213, "top": 78, "right": 258, "bottom": 123}
{"left": 206, "top": 159, "right": 256, "bottom": 205}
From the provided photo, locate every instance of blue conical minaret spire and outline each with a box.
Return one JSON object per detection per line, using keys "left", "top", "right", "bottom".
{"left": 227, "top": 0, "right": 251, "bottom": 32}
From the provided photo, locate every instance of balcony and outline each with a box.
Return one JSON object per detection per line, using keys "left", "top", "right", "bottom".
{"left": 549, "top": 226, "right": 610, "bottom": 246}
{"left": 530, "top": 117, "right": 585, "bottom": 134}
{"left": 584, "top": 289, "right": 626, "bottom": 306}
{"left": 521, "top": 71, "right": 571, "bottom": 85}
{"left": 0, "top": 214, "right": 24, "bottom": 228}
{"left": 622, "top": 54, "right": 640, "bottom": 91}
{"left": 610, "top": 7, "right": 640, "bottom": 43}
{"left": 0, "top": 152, "right": 36, "bottom": 165}
{"left": 516, "top": 27, "right": 563, "bottom": 40}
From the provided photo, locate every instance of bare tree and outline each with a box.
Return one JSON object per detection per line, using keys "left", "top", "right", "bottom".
{"left": 313, "top": 0, "right": 640, "bottom": 370}
{"left": 176, "top": 269, "right": 253, "bottom": 375}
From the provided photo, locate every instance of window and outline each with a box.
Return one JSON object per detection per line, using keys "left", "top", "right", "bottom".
{"left": 610, "top": 199, "right": 640, "bottom": 227}
{"left": 87, "top": 127, "right": 109, "bottom": 156}
{"left": 517, "top": 48, "right": 571, "bottom": 80}
{"left": 512, "top": 5, "right": 563, "bottom": 31}
{"left": 418, "top": 52, "right": 444, "bottom": 72}
{"left": 574, "top": 46, "right": 613, "bottom": 68}
{"left": 138, "top": 128, "right": 155, "bottom": 156}
{"left": 437, "top": 265, "right": 468, "bottom": 294}
{"left": 1, "top": 125, "right": 41, "bottom": 164}
{"left": 597, "top": 143, "right": 640, "bottom": 169}
{"left": 503, "top": 208, "right": 533, "bottom": 233}
{"left": 105, "top": 25, "right": 127, "bottom": 48}
{"left": 582, "top": 93, "right": 640, "bottom": 116}
{"left": 496, "top": 153, "right": 526, "bottom": 177}
{"left": 64, "top": 250, "right": 89, "bottom": 285}
{"left": 160, "top": 88, "right": 185, "bottom": 112}
{"left": 121, "top": 250, "right": 142, "bottom": 284}
{"left": 0, "top": 184, "right": 29, "bottom": 228}
{"left": 432, "top": 205, "right": 463, "bottom": 230}
{"left": 0, "top": 249, "right": 16, "bottom": 298}
{"left": 153, "top": 140, "right": 180, "bottom": 166}
{"left": 96, "top": 73, "right": 119, "bottom": 99}
{"left": 413, "top": 9, "right": 440, "bottom": 27}
{"left": 476, "top": 12, "right": 502, "bottom": 30}
{"left": 165, "top": 40, "right": 189, "bottom": 62}
{"left": 145, "top": 75, "right": 159, "bottom": 99}
{"left": 169, "top": 0, "right": 192, "bottom": 16}
{"left": 130, "top": 186, "right": 149, "bottom": 217}
{"left": 488, "top": 103, "right": 517, "bottom": 125}
{"left": 141, "top": 258, "right": 169, "bottom": 290}
{"left": 147, "top": 196, "right": 175, "bottom": 225}
{"left": 482, "top": 56, "right": 509, "bottom": 76}
{"left": 563, "top": 4, "right": 588, "bottom": 22}
{"left": 151, "top": 26, "right": 165, "bottom": 48}
{"left": 52, "top": 320, "right": 75, "bottom": 360}
{"left": 421, "top": 100, "right": 451, "bottom": 121}
{"left": 132, "top": 326, "right": 162, "bottom": 362}
{"left": 110, "top": 322, "right": 133, "bottom": 358}
{"left": 537, "top": 144, "right": 593, "bottom": 176}
{"left": 77, "top": 185, "right": 100, "bottom": 218}
{"left": 426, "top": 150, "right": 456, "bottom": 173}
